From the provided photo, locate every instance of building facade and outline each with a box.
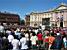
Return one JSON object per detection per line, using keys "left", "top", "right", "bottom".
{"left": 30, "top": 3, "right": 67, "bottom": 28}
{"left": 0, "top": 12, "right": 20, "bottom": 25}
{"left": 25, "top": 15, "right": 30, "bottom": 27}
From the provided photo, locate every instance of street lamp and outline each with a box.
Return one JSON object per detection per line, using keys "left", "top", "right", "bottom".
{"left": 60, "top": 10, "right": 64, "bottom": 28}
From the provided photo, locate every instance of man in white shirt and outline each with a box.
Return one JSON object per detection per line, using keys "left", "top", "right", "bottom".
{"left": 25, "top": 33, "right": 29, "bottom": 41}
{"left": 8, "top": 34, "right": 14, "bottom": 50}
{"left": 12, "top": 36, "right": 20, "bottom": 50}
{"left": 30, "top": 35, "right": 38, "bottom": 45}
{"left": 20, "top": 34, "right": 28, "bottom": 50}
{"left": 30, "top": 33, "right": 38, "bottom": 49}
{"left": 63, "top": 35, "right": 67, "bottom": 49}
{"left": 8, "top": 34, "right": 14, "bottom": 43}
{"left": 0, "top": 25, "right": 4, "bottom": 33}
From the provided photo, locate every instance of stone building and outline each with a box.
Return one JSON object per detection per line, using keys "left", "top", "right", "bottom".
{"left": 0, "top": 12, "right": 20, "bottom": 25}
{"left": 25, "top": 15, "right": 30, "bottom": 27}
{"left": 30, "top": 3, "right": 67, "bottom": 28}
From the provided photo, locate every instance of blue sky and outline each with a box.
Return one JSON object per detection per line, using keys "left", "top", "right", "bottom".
{"left": 0, "top": 0, "right": 67, "bottom": 19}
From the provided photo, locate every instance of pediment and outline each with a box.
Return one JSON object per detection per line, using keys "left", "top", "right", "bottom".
{"left": 56, "top": 3, "right": 67, "bottom": 10}
{"left": 56, "top": 6, "right": 67, "bottom": 10}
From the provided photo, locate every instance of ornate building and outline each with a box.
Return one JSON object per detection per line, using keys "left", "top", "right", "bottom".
{"left": 30, "top": 3, "right": 67, "bottom": 28}
{"left": 0, "top": 12, "right": 20, "bottom": 25}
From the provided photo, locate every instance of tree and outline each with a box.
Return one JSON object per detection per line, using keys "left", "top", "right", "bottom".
{"left": 20, "top": 19, "right": 25, "bottom": 25}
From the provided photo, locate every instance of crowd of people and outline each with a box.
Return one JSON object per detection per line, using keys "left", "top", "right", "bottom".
{"left": 0, "top": 24, "right": 67, "bottom": 50}
{"left": 43, "top": 28, "right": 67, "bottom": 50}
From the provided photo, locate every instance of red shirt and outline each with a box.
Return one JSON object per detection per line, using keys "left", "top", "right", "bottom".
{"left": 37, "top": 33, "right": 43, "bottom": 40}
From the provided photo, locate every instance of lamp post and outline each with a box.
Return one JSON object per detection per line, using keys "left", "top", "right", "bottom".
{"left": 60, "top": 10, "right": 64, "bottom": 28}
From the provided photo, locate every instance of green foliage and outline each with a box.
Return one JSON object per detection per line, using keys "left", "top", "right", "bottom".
{"left": 20, "top": 19, "right": 25, "bottom": 25}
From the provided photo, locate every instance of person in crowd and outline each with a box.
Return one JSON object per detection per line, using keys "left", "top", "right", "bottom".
{"left": 48, "top": 33, "right": 55, "bottom": 50}
{"left": 0, "top": 24, "right": 4, "bottom": 33}
{"left": 8, "top": 34, "right": 14, "bottom": 50}
{"left": 15, "top": 30, "right": 21, "bottom": 40}
{"left": 30, "top": 32, "right": 38, "bottom": 50}
{"left": 8, "top": 34, "right": 14, "bottom": 43}
{"left": 20, "top": 34, "right": 28, "bottom": 50}
{"left": 34, "top": 29, "right": 38, "bottom": 35}
{"left": 43, "top": 34, "right": 49, "bottom": 50}
{"left": 25, "top": 32, "right": 29, "bottom": 41}
{"left": 44, "top": 29, "right": 49, "bottom": 35}
{"left": 0, "top": 33, "right": 3, "bottom": 50}
{"left": 51, "top": 31, "right": 63, "bottom": 50}
{"left": 63, "top": 34, "right": 67, "bottom": 50}
{"left": 37, "top": 31, "right": 43, "bottom": 50}
{"left": 12, "top": 35, "right": 20, "bottom": 50}
{"left": 2, "top": 35, "right": 9, "bottom": 50}
{"left": 15, "top": 31, "right": 21, "bottom": 40}
{"left": 26, "top": 30, "right": 32, "bottom": 49}
{"left": 37, "top": 31, "right": 43, "bottom": 45}
{"left": 6, "top": 29, "right": 11, "bottom": 35}
{"left": 30, "top": 31, "right": 33, "bottom": 37}
{"left": 11, "top": 28, "right": 15, "bottom": 37}
{"left": 24, "top": 31, "right": 31, "bottom": 49}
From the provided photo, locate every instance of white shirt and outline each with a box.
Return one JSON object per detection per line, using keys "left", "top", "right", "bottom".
{"left": 8, "top": 35, "right": 14, "bottom": 42}
{"left": 63, "top": 37, "right": 67, "bottom": 42}
{"left": 30, "top": 36, "right": 38, "bottom": 45}
{"left": 20, "top": 37, "right": 28, "bottom": 49}
{"left": 35, "top": 29, "right": 38, "bottom": 34}
{"left": 12, "top": 39, "right": 19, "bottom": 50}
{"left": 6, "top": 30, "right": 11, "bottom": 35}
{"left": 57, "top": 33, "right": 60, "bottom": 36}
{"left": 0, "top": 25, "right": 4, "bottom": 33}
{"left": 25, "top": 33, "right": 29, "bottom": 40}
{"left": 45, "top": 36, "right": 49, "bottom": 38}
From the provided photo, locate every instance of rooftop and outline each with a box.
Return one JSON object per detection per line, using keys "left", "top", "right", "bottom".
{"left": 30, "top": 3, "right": 67, "bottom": 14}
{"left": 0, "top": 11, "right": 19, "bottom": 16}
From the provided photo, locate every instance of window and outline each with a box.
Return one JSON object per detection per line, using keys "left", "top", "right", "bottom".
{"left": 42, "top": 18, "right": 50, "bottom": 25}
